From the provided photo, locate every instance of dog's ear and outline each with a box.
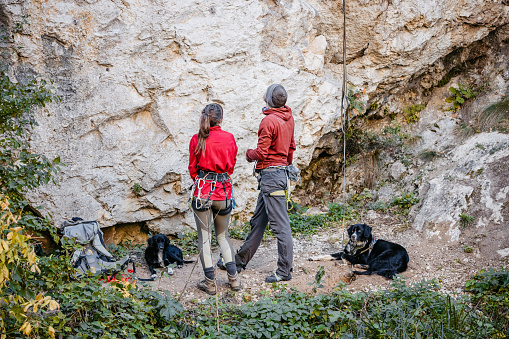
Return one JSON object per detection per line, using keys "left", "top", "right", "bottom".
{"left": 147, "top": 237, "right": 154, "bottom": 248}
{"left": 164, "top": 235, "right": 170, "bottom": 247}
{"left": 363, "top": 224, "right": 372, "bottom": 238}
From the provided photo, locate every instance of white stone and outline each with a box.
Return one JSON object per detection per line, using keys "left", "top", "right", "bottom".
{"left": 497, "top": 248, "right": 509, "bottom": 258}
{"left": 390, "top": 161, "right": 407, "bottom": 180}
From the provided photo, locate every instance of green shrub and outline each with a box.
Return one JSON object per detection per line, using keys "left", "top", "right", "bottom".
{"left": 347, "top": 85, "right": 366, "bottom": 117}
{"left": 419, "top": 149, "right": 442, "bottom": 161}
{"left": 463, "top": 245, "right": 473, "bottom": 253}
{"left": 459, "top": 213, "right": 475, "bottom": 228}
{"left": 131, "top": 183, "right": 143, "bottom": 196}
{"left": 403, "top": 104, "right": 426, "bottom": 124}
{"left": 193, "top": 278, "right": 500, "bottom": 338}
{"left": 445, "top": 84, "right": 478, "bottom": 111}
{"left": 366, "top": 200, "right": 389, "bottom": 212}
{"left": 172, "top": 230, "right": 200, "bottom": 256}
{"left": 465, "top": 268, "right": 509, "bottom": 332}
{"left": 391, "top": 193, "right": 420, "bottom": 211}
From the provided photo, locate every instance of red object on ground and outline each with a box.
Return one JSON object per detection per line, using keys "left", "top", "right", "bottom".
{"left": 101, "top": 269, "right": 136, "bottom": 285}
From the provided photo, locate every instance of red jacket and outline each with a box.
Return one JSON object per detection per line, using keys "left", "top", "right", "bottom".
{"left": 246, "top": 106, "right": 296, "bottom": 170}
{"left": 188, "top": 126, "right": 237, "bottom": 200}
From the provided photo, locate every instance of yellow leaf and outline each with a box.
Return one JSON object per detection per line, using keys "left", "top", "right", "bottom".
{"left": 19, "top": 322, "right": 31, "bottom": 335}
{"left": 48, "top": 326, "right": 56, "bottom": 339}
{"left": 33, "top": 303, "right": 38, "bottom": 313}
{"left": 36, "top": 293, "right": 43, "bottom": 301}
{"left": 48, "top": 300, "right": 59, "bottom": 311}
{"left": 6, "top": 232, "right": 12, "bottom": 241}
{"left": 24, "top": 302, "right": 32, "bottom": 313}
{"left": 24, "top": 322, "right": 32, "bottom": 335}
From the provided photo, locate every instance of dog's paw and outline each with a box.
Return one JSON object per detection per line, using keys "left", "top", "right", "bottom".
{"left": 167, "top": 267, "right": 174, "bottom": 275}
{"left": 177, "top": 264, "right": 183, "bottom": 268}
{"left": 151, "top": 273, "right": 157, "bottom": 279}
{"left": 308, "top": 255, "right": 336, "bottom": 261}
{"left": 340, "top": 273, "right": 356, "bottom": 284}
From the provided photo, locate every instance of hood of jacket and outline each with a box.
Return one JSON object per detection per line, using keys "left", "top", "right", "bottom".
{"left": 263, "top": 105, "right": 293, "bottom": 121}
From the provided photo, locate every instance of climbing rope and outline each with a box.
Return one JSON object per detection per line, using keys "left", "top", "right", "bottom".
{"left": 340, "top": 0, "right": 348, "bottom": 246}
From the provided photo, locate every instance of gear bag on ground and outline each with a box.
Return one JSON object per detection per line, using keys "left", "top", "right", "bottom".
{"left": 60, "top": 218, "right": 129, "bottom": 276}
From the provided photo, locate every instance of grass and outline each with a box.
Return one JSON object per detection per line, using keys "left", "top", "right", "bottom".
{"left": 457, "top": 99, "right": 509, "bottom": 138}
{"left": 476, "top": 100, "right": 509, "bottom": 132}
{"left": 228, "top": 203, "right": 359, "bottom": 241}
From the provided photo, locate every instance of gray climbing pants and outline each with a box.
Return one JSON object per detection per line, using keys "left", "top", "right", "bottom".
{"left": 235, "top": 168, "right": 293, "bottom": 277}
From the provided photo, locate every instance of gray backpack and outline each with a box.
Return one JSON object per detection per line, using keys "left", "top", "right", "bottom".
{"left": 60, "top": 219, "right": 130, "bottom": 276}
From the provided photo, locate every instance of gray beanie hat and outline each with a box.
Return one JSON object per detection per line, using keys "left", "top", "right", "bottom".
{"left": 265, "top": 84, "right": 287, "bottom": 108}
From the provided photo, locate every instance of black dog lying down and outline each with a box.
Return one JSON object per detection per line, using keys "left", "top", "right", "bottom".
{"left": 310, "top": 223, "right": 409, "bottom": 279}
{"left": 145, "top": 234, "right": 192, "bottom": 279}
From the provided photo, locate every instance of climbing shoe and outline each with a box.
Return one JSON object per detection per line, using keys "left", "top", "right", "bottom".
{"left": 265, "top": 272, "right": 292, "bottom": 283}
{"left": 197, "top": 277, "right": 217, "bottom": 295}
{"left": 227, "top": 273, "right": 242, "bottom": 291}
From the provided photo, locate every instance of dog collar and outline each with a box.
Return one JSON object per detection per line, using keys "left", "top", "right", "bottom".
{"left": 359, "top": 236, "right": 377, "bottom": 255}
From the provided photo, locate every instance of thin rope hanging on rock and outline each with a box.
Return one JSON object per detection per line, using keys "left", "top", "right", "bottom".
{"left": 340, "top": 0, "right": 348, "bottom": 246}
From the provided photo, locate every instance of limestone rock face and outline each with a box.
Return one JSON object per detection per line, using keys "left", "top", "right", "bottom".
{"left": 3, "top": 0, "right": 508, "bottom": 233}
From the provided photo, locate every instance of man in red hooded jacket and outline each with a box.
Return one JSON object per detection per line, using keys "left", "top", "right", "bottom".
{"left": 231, "top": 84, "right": 296, "bottom": 283}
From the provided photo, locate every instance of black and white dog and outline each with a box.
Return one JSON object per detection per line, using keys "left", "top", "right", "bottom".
{"left": 145, "top": 234, "right": 191, "bottom": 279}
{"left": 310, "top": 223, "right": 409, "bottom": 279}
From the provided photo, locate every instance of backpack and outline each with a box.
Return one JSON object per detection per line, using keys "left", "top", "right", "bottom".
{"left": 60, "top": 218, "right": 130, "bottom": 276}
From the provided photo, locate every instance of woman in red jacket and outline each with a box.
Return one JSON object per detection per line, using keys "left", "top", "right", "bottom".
{"left": 188, "top": 103, "right": 240, "bottom": 295}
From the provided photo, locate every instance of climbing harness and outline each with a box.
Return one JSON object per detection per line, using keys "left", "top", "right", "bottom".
{"left": 255, "top": 165, "right": 300, "bottom": 212}
{"left": 190, "top": 171, "right": 235, "bottom": 213}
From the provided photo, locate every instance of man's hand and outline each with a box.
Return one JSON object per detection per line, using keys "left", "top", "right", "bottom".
{"left": 246, "top": 150, "right": 255, "bottom": 162}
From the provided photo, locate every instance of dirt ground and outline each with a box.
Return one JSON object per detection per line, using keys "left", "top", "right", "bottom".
{"left": 131, "top": 210, "right": 508, "bottom": 307}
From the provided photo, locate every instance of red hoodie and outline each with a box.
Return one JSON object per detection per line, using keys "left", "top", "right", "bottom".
{"left": 246, "top": 106, "right": 296, "bottom": 170}
{"left": 189, "top": 126, "right": 237, "bottom": 200}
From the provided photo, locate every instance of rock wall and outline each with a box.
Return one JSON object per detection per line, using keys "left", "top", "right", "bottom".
{"left": 2, "top": 0, "right": 509, "bottom": 234}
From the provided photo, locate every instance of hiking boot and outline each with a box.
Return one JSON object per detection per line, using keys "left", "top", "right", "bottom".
{"left": 216, "top": 255, "right": 226, "bottom": 270}
{"left": 227, "top": 273, "right": 242, "bottom": 291}
{"left": 265, "top": 272, "right": 292, "bottom": 283}
{"left": 197, "top": 277, "right": 216, "bottom": 295}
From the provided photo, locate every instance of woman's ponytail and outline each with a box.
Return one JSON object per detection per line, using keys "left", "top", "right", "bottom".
{"left": 195, "top": 103, "right": 223, "bottom": 155}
